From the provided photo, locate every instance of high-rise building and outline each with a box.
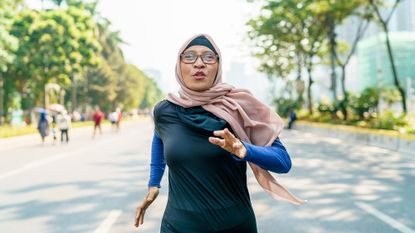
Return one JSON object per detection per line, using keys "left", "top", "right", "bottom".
{"left": 357, "top": 32, "right": 415, "bottom": 89}
{"left": 334, "top": 1, "right": 415, "bottom": 112}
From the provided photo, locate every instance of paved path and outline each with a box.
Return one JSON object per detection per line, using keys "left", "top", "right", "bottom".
{"left": 0, "top": 118, "right": 414, "bottom": 232}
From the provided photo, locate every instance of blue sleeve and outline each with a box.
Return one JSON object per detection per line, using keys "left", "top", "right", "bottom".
{"left": 148, "top": 131, "right": 166, "bottom": 188}
{"left": 238, "top": 138, "right": 292, "bottom": 174}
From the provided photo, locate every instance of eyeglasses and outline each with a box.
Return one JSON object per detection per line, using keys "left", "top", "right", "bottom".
{"left": 180, "top": 52, "right": 219, "bottom": 64}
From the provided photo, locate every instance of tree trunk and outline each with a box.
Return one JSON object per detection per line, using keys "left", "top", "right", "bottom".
{"left": 296, "top": 55, "right": 304, "bottom": 106}
{"left": 0, "top": 73, "right": 3, "bottom": 125}
{"left": 328, "top": 13, "right": 338, "bottom": 101}
{"left": 382, "top": 23, "right": 407, "bottom": 113}
{"left": 72, "top": 74, "right": 77, "bottom": 112}
{"left": 306, "top": 66, "right": 314, "bottom": 115}
{"left": 340, "top": 65, "right": 348, "bottom": 120}
{"left": 3, "top": 76, "right": 10, "bottom": 124}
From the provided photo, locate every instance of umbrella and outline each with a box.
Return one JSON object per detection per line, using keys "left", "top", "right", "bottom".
{"left": 33, "top": 107, "right": 46, "bottom": 113}
{"left": 48, "top": 104, "right": 65, "bottom": 112}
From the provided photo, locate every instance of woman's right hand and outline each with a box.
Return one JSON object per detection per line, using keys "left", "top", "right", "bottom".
{"left": 134, "top": 186, "right": 159, "bottom": 228}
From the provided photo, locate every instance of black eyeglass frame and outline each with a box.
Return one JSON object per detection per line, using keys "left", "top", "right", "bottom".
{"left": 180, "top": 52, "right": 219, "bottom": 64}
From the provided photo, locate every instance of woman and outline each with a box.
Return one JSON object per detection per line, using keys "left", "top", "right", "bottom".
{"left": 135, "top": 34, "right": 304, "bottom": 233}
{"left": 37, "top": 111, "right": 49, "bottom": 143}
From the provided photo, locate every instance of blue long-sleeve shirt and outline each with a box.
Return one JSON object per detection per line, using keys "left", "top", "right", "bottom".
{"left": 148, "top": 132, "right": 292, "bottom": 187}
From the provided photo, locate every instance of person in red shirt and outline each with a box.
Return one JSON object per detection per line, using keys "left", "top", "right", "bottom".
{"left": 116, "top": 108, "right": 122, "bottom": 131}
{"left": 92, "top": 106, "right": 104, "bottom": 138}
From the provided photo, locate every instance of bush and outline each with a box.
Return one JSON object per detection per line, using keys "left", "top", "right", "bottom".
{"left": 370, "top": 110, "right": 397, "bottom": 130}
{"left": 349, "top": 87, "right": 379, "bottom": 120}
{"left": 274, "top": 98, "right": 301, "bottom": 117}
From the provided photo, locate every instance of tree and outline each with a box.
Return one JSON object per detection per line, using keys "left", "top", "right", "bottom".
{"left": 84, "top": 57, "right": 117, "bottom": 113}
{"left": 8, "top": 7, "right": 100, "bottom": 109}
{"left": 248, "top": 0, "right": 327, "bottom": 114}
{"left": 308, "top": 0, "right": 368, "bottom": 102}
{"left": 114, "top": 64, "right": 147, "bottom": 111}
{"left": 0, "top": 0, "right": 19, "bottom": 124}
{"left": 139, "top": 78, "right": 164, "bottom": 109}
{"left": 369, "top": 0, "right": 406, "bottom": 113}
{"left": 334, "top": 16, "right": 370, "bottom": 120}
{"left": 84, "top": 16, "right": 162, "bottom": 112}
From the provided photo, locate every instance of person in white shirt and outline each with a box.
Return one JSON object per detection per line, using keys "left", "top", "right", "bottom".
{"left": 57, "top": 110, "right": 71, "bottom": 143}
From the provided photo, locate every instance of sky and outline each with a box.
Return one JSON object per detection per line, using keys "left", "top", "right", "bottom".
{"left": 26, "top": 0, "right": 273, "bottom": 103}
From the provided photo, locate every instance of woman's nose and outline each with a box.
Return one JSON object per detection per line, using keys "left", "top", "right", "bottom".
{"left": 193, "top": 57, "right": 205, "bottom": 68}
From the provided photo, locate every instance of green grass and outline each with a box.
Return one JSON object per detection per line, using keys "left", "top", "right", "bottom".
{"left": 0, "top": 125, "right": 38, "bottom": 138}
{"left": 297, "top": 120, "right": 415, "bottom": 140}
{"left": 0, "top": 121, "right": 98, "bottom": 138}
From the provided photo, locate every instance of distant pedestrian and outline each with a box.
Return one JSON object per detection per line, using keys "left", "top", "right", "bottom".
{"left": 37, "top": 112, "right": 49, "bottom": 143}
{"left": 287, "top": 109, "right": 297, "bottom": 129}
{"left": 51, "top": 114, "right": 57, "bottom": 144}
{"left": 109, "top": 111, "right": 118, "bottom": 130}
{"left": 115, "top": 108, "right": 122, "bottom": 130}
{"left": 92, "top": 106, "right": 104, "bottom": 137}
{"left": 80, "top": 113, "right": 86, "bottom": 122}
{"left": 57, "top": 110, "right": 71, "bottom": 143}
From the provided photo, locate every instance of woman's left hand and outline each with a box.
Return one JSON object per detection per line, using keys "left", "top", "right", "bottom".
{"left": 209, "top": 128, "right": 247, "bottom": 159}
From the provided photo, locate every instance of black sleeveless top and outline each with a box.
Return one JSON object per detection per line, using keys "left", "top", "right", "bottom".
{"left": 153, "top": 100, "right": 257, "bottom": 232}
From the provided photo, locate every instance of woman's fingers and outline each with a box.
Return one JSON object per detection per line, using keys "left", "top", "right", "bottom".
{"left": 134, "top": 187, "right": 160, "bottom": 228}
{"left": 214, "top": 129, "right": 235, "bottom": 142}
{"left": 139, "top": 208, "right": 145, "bottom": 225}
{"left": 135, "top": 205, "right": 144, "bottom": 227}
{"left": 223, "top": 128, "right": 236, "bottom": 141}
{"left": 213, "top": 130, "right": 224, "bottom": 137}
{"left": 134, "top": 208, "right": 140, "bottom": 227}
{"left": 211, "top": 128, "right": 240, "bottom": 153}
{"left": 232, "top": 142, "right": 241, "bottom": 150}
{"left": 209, "top": 137, "right": 225, "bottom": 147}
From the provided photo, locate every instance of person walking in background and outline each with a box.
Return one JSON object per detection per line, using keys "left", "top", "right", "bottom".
{"left": 50, "top": 114, "right": 57, "bottom": 144}
{"left": 109, "top": 110, "right": 118, "bottom": 131}
{"left": 134, "top": 34, "right": 304, "bottom": 233}
{"left": 287, "top": 108, "right": 297, "bottom": 129}
{"left": 92, "top": 106, "right": 104, "bottom": 138}
{"left": 57, "top": 110, "right": 71, "bottom": 143}
{"left": 115, "top": 108, "right": 122, "bottom": 131}
{"left": 37, "top": 111, "right": 49, "bottom": 144}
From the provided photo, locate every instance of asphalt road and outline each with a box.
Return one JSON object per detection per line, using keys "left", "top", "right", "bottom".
{"left": 0, "top": 118, "right": 414, "bottom": 233}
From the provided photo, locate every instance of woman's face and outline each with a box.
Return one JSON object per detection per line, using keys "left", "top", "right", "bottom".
{"left": 180, "top": 45, "right": 219, "bottom": 91}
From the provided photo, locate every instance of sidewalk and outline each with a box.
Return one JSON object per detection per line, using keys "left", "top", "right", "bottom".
{"left": 294, "top": 121, "right": 415, "bottom": 155}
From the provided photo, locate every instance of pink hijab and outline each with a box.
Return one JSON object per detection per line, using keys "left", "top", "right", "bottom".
{"left": 167, "top": 34, "right": 305, "bottom": 205}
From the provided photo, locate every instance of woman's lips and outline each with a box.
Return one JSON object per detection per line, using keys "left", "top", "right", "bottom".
{"left": 193, "top": 72, "right": 206, "bottom": 80}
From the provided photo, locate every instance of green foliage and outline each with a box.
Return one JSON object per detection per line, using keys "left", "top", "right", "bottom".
{"left": 274, "top": 98, "right": 301, "bottom": 117}
{"left": 7, "top": 7, "right": 101, "bottom": 107}
{"left": 140, "top": 78, "right": 164, "bottom": 109}
{"left": 0, "top": 1, "right": 169, "bottom": 125}
{"left": 380, "top": 87, "right": 401, "bottom": 106}
{"left": 349, "top": 87, "right": 379, "bottom": 119}
{"left": 369, "top": 110, "right": 403, "bottom": 130}
{"left": 84, "top": 57, "right": 117, "bottom": 113}
{"left": 247, "top": 0, "right": 326, "bottom": 77}
{"left": 0, "top": 0, "right": 18, "bottom": 72}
